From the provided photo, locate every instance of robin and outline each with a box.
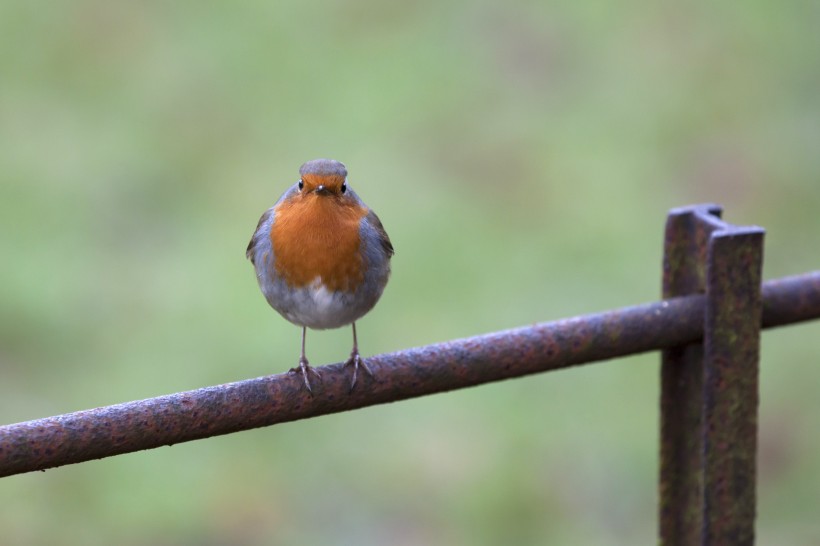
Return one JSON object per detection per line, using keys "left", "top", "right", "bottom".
{"left": 247, "top": 159, "right": 394, "bottom": 392}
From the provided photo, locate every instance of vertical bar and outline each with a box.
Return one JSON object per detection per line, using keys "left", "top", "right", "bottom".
{"left": 659, "top": 204, "right": 764, "bottom": 545}
{"left": 660, "top": 204, "right": 719, "bottom": 545}
{"left": 702, "top": 229, "right": 763, "bottom": 544}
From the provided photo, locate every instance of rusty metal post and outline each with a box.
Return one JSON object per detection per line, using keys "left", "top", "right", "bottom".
{"left": 702, "top": 223, "right": 763, "bottom": 544}
{"left": 660, "top": 204, "right": 715, "bottom": 544}
{"left": 660, "top": 204, "right": 763, "bottom": 545}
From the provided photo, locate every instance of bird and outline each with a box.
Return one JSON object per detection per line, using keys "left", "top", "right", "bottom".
{"left": 246, "top": 159, "right": 393, "bottom": 393}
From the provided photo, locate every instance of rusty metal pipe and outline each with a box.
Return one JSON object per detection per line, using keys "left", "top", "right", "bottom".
{"left": 0, "top": 272, "right": 818, "bottom": 478}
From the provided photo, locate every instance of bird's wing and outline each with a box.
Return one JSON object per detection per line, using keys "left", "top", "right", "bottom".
{"left": 365, "top": 209, "right": 394, "bottom": 258}
{"left": 246, "top": 207, "right": 275, "bottom": 264}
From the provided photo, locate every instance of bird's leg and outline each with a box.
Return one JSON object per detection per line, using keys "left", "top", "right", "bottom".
{"left": 344, "top": 322, "right": 373, "bottom": 391}
{"left": 288, "top": 326, "right": 321, "bottom": 393}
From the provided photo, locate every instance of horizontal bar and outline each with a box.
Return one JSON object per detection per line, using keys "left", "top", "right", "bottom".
{"left": 762, "top": 271, "right": 820, "bottom": 328}
{"left": 1, "top": 272, "right": 818, "bottom": 478}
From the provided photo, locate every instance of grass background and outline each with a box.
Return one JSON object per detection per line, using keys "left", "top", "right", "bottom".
{"left": 1, "top": 1, "right": 818, "bottom": 544}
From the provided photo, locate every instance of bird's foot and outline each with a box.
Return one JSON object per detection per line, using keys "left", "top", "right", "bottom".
{"left": 344, "top": 350, "right": 374, "bottom": 391}
{"left": 289, "top": 357, "right": 321, "bottom": 394}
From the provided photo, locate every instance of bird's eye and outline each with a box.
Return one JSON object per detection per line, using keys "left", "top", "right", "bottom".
{"left": 298, "top": 179, "right": 304, "bottom": 190}
{"left": 341, "top": 182, "right": 347, "bottom": 194}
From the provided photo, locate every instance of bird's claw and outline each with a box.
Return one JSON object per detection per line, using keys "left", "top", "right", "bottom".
{"left": 344, "top": 351, "right": 374, "bottom": 392}
{"left": 289, "top": 357, "right": 321, "bottom": 394}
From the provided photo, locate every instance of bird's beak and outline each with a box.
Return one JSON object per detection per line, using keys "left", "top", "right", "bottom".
{"left": 314, "top": 184, "right": 331, "bottom": 195}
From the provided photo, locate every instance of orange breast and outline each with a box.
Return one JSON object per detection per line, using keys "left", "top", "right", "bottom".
{"left": 271, "top": 196, "right": 368, "bottom": 292}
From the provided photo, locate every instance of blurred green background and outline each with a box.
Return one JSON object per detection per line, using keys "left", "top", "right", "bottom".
{"left": 1, "top": 1, "right": 818, "bottom": 544}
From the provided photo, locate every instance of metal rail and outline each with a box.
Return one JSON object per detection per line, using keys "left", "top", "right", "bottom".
{"left": 0, "top": 272, "right": 816, "bottom": 480}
